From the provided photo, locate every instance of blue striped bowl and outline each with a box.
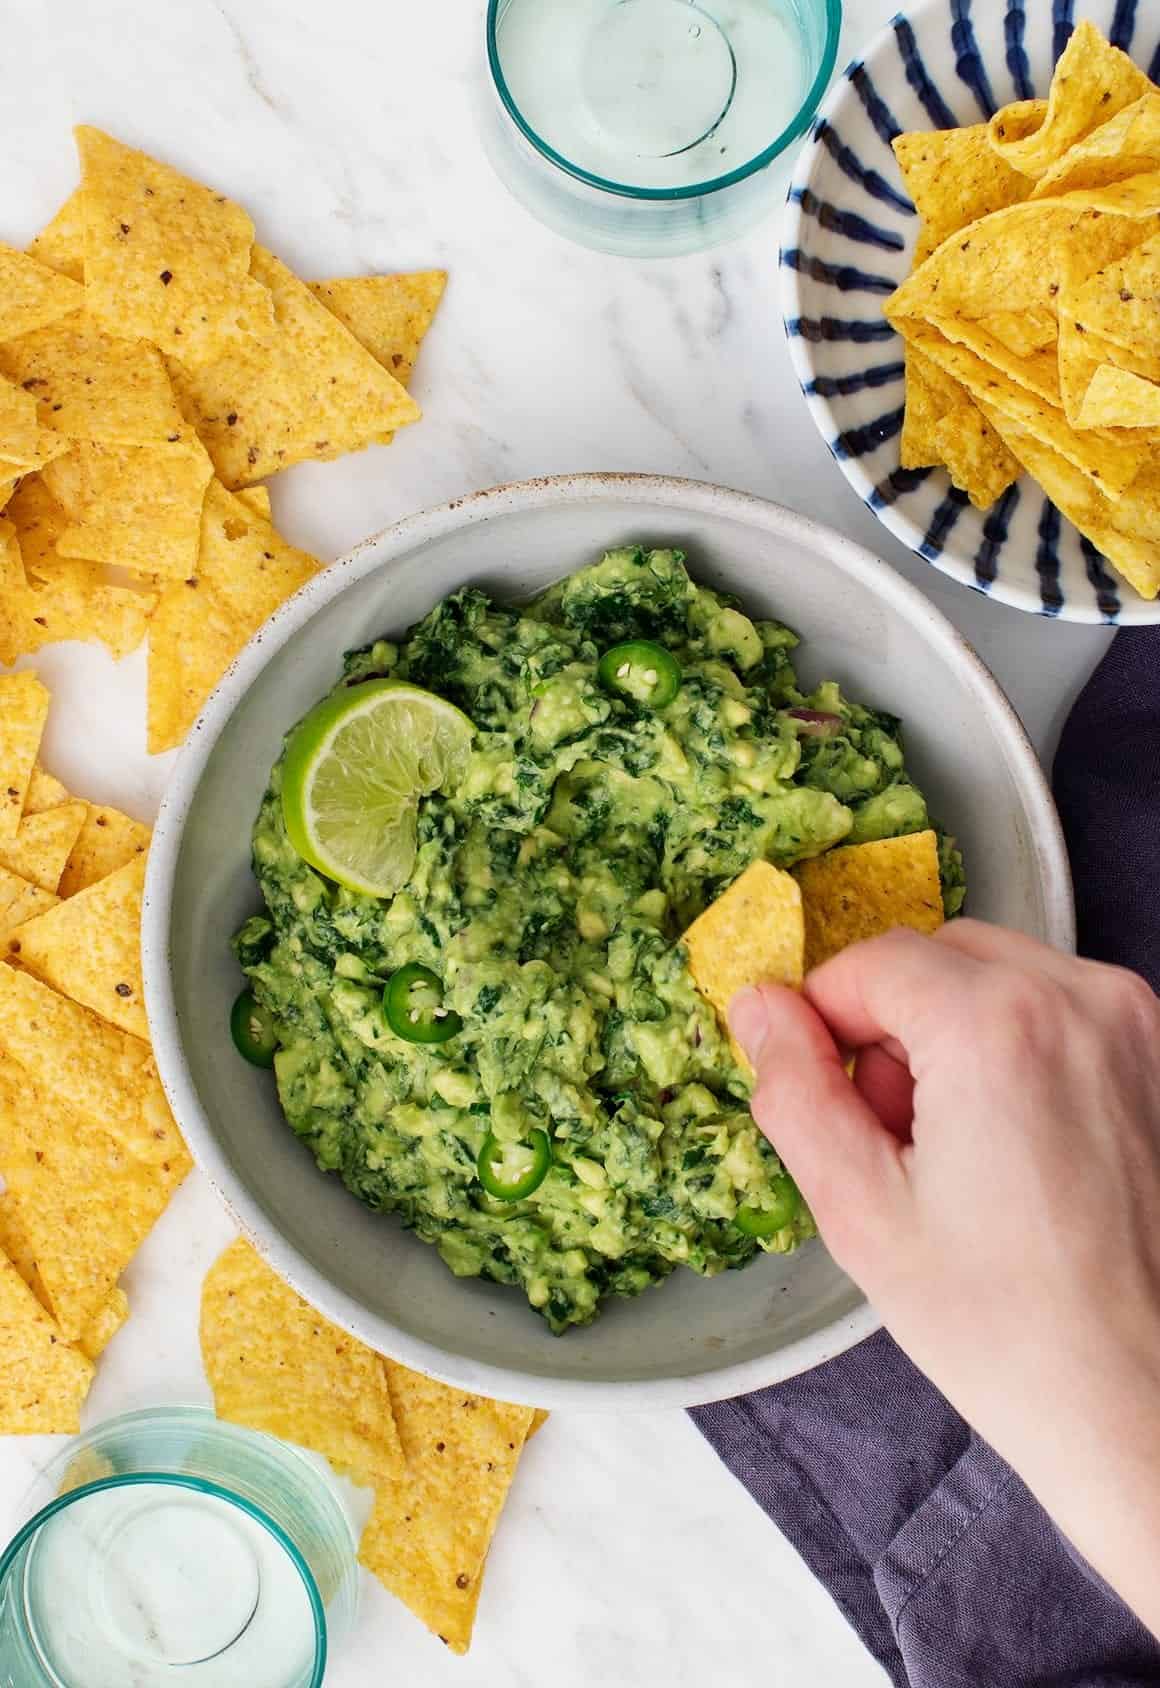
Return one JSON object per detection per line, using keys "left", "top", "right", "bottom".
{"left": 780, "top": 0, "right": 1160, "bottom": 624}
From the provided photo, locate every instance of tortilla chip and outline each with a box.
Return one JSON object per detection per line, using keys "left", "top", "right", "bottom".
{"left": 0, "top": 242, "right": 86, "bottom": 342}
{"left": 168, "top": 247, "right": 421, "bottom": 487}
{"left": 979, "top": 308, "right": 1057, "bottom": 358}
{"left": 1032, "top": 92, "right": 1160, "bottom": 200}
{"left": 6, "top": 475, "right": 157, "bottom": 658}
{"left": 0, "top": 318, "right": 191, "bottom": 448}
{"left": 0, "top": 518, "right": 29, "bottom": 666}
{"left": 56, "top": 802, "right": 150, "bottom": 897}
{"left": 0, "top": 1055, "right": 186, "bottom": 1342}
{"left": 1070, "top": 234, "right": 1160, "bottom": 361}
{"left": 0, "top": 376, "right": 44, "bottom": 471}
{"left": 79, "top": 1287, "right": 129, "bottom": 1360}
{"left": 528, "top": 1408, "right": 549, "bottom": 1438}
{"left": 980, "top": 402, "right": 1160, "bottom": 598}
{"left": 0, "top": 801, "right": 86, "bottom": 892}
{"left": 0, "top": 473, "right": 20, "bottom": 513}
{"left": 1079, "top": 329, "right": 1160, "bottom": 387}
{"left": 683, "top": 862, "right": 804, "bottom": 1059}
{"left": 307, "top": 271, "right": 447, "bottom": 389}
{"left": 893, "top": 127, "right": 1031, "bottom": 250}
{"left": 234, "top": 484, "right": 271, "bottom": 519}
{"left": 7, "top": 851, "right": 147, "bottom": 1037}
{"left": 886, "top": 203, "right": 1078, "bottom": 323}
{"left": 360, "top": 1364, "right": 533, "bottom": 1654}
{"left": 0, "top": 1248, "right": 93, "bottom": 1433}
{"left": 75, "top": 126, "right": 274, "bottom": 367}
{"left": 49, "top": 438, "right": 212, "bottom": 580}
{"left": 988, "top": 21, "right": 1154, "bottom": 180}
{"left": 23, "top": 766, "right": 69, "bottom": 812}
{"left": 795, "top": 832, "right": 944, "bottom": 971}
{"left": 201, "top": 1238, "right": 404, "bottom": 1485}
{"left": 0, "top": 865, "right": 56, "bottom": 944}
{"left": 899, "top": 344, "right": 963, "bottom": 469}
{"left": 0, "top": 964, "right": 186, "bottom": 1165}
{"left": 28, "top": 189, "right": 87, "bottom": 283}
{"left": 0, "top": 671, "right": 50, "bottom": 839}
{"left": 1074, "top": 361, "right": 1160, "bottom": 428}
{"left": 930, "top": 400, "right": 1020, "bottom": 508}
{"left": 147, "top": 482, "right": 321, "bottom": 753}
{"left": 899, "top": 322, "right": 1147, "bottom": 498}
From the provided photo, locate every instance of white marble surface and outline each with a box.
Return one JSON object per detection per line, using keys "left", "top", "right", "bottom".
{"left": 0, "top": 1, "right": 1111, "bottom": 1683}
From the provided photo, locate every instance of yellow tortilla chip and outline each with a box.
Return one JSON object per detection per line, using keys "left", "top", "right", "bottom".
{"left": 201, "top": 1238, "right": 404, "bottom": 1485}
{"left": 78, "top": 1287, "right": 129, "bottom": 1360}
{"left": 900, "top": 322, "right": 1148, "bottom": 498}
{"left": 683, "top": 862, "right": 804, "bottom": 1055}
{"left": 1078, "top": 329, "right": 1160, "bottom": 387}
{"left": 0, "top": 318, "right": 191, "bottom": 448}
{"left": 979, "top": 402, "right": 1160, "bottom": 598}
{"left": 1075, "top": 361, "right": 1160, "bottom": 428}
{"left": 307, "top": 271, "right": 447, "bottom": 389}
{"left": 794, "top": 832, "right": 945, "bottom": 972}
{"left": 169, "top": 246, "right": 421, "bottom": 487}
{"left": 1070, "top": 233, "right": 1160, "bottom": 361}
{"left": 6, "top": 851, "right": 147, "bottom": 1037}
{"left": 930, "top": 400, "right": 1020, "bottom": 508}
{"left": 0, "top": 671, "right": 50, "bottom": 839}
{"left": 75, "top": 126, "right": 274, "bottom": 367}
{"left": 0, "top": 518, "right": 29, "bottom": 666}
{"left": 893, "top": 126, "right": 1031, "bottom": 250}
{"left": 234, "top": 484, "right": 271, "bottom": 519}
{"left": 886, "top": 202, "right": 1077, "bottom": 323}
{"left": 988, "top": 21, "right": 1154, "bottom": 180}
{"left": 27, "top": 189, "right": 87, "bottom": 283}
{"left": 0, "top": 473, "right": 20, "bottom": 513}
{"left": 926, "top": 313, "right": 1062, "bottom": 406}
{"left": 359, "top": 1363, "right": 534, "bottom": 1654}
{"left": 0, "top": 1248, "right": 93, "bottom": 1433}
{"left": 147, "top": 481, "right": 321, "bottom": 753}
{"left": 56, "top": 802, "right": 151, "bottom": 897}
{"left": 0, "top": 242, "right": 85, "bottom": 341}
{"left": 6, "top": 475, "right": 157, "bottom": 659}
{"left": 1032, "top": 92, "right": 1160, "bottom": 199}
{"left": 979, "top": 308, "right": 1057, "bottom": 358}
{"left": 48, "top": 438, "right": 212, "bottom": 580}
{"left": 0, "top": 376, "right": 43, "bottom": 470}
{"left": 0, "top": 964, "right": 186, "bottom": 1165}
{"left": 23, "top": 765, "right": 69, "bottom": 812}
{"left": 528, "top": 1408, "right": 549, "bottom": 1438}
{"left": 899, "top": 344, "right": 964, "bottom": 470}
{"left": 0, "top": 1056, "right": 186, "bottom": 1342}
{"left": 0, "top": 864, "right": 56, "bottom": 944}
{"left": 0, "top": 800, "right": 86, "bottom": 892}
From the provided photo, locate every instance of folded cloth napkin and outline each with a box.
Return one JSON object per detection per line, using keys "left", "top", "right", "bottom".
{"left": 691, "top": 629, "right": 1160, "bottom": 1688}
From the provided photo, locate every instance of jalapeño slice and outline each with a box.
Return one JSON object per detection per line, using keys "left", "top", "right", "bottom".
{"left": 597, "top": 641, "right": 681, "bottom": 708}
{"left": 230, "top": 989, "right": 279, "bottom": 1068}
{"left": 384, "top": 963, "right": 463, "bottom": 1044}
{"left": 477, "top": 1130, "right": 552, "bottom": 1201}
{"left": 734, "top": 1175, "right": 801, "bottom": 1238}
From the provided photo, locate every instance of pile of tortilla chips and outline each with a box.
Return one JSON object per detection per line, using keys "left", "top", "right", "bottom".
{"left": 683, "top": 831, "right": 945, "bottom": 1053}
{"left": 201, "top": 1239, "right": 546, "bottom": 1654}
{"left": 0, "top": 126, "right": 446, "bottom": 748}
{"left": 886, "top": 20, "right": 1160, "bottom": 599}
{"left": 0, "top": 670, "right": 190, "bottom": 1433}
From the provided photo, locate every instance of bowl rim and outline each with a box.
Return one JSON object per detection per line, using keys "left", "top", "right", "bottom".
{"left": 485, "top": 0, "right": 843, "bottom": 203}
{"left": 143, "top": 471, "right": 1075, "bottom": 1411}
{"left": 778, "top": 0, "right": 1160, "bottom": 627}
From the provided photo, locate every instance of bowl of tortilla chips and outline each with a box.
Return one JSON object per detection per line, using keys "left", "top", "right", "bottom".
{"left": 144, "top": 472, "right": 1073, "bottom": 1409}
{"left": 782, "top": 4, "right": 1160, "bottom": 622}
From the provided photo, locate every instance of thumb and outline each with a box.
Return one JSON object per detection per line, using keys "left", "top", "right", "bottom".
{"left": 729, "top": 984, "right": 909, "bottom": 1272}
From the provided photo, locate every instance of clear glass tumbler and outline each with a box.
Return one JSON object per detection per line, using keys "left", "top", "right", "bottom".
{"left": 480, "top": 0, "right": 842, "bottom": 256}
{"left": 0, "top": 1406, "right": 359, "bottom": 1688}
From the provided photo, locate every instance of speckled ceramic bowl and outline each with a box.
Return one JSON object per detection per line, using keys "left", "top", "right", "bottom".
{"left": 780, "top": 0, "right": 1160, "bottom": 624}
{"left": 143, "top": 474, "right": 1074, "bottom": 1410}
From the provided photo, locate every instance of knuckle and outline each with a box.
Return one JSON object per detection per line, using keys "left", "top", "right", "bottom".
{"left": 1102, "top": 965, "right": 1159, "bottom": 1034}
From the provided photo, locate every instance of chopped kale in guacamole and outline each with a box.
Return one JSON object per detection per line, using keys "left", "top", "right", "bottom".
{"left": 235, "top": 547, "right": 964, "bottom": 1332}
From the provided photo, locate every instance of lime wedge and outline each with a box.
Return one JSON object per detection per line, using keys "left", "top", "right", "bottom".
{"left": 281, "top": 680, "right": 473, "bottom": 898}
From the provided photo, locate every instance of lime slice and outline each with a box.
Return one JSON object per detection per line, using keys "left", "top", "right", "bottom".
{"left": 281, "top": 680, "right": 473, "bottom": 897}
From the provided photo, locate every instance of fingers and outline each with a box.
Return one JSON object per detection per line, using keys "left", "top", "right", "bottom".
{"left": 804, "top": 927, "right": 981, "bottom": 1056}
{"left": 934, "top": 918, "right": 1076, "bottom": 980}
{"left": 852, "top": 1044, "right": 915, "bottom": 1143}
{"left": 729, "top": 984, "right": 909, "bottom": 1264}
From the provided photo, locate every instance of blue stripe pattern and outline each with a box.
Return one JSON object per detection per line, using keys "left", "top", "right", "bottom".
{"left": 1004, "top": 2, "right": 1034, "bottom": 100}
{"left": 813, "top": 120, "right": 916, "bottom": 214}
{"left": 780, "top": 0, "right": 1160, "bottom": 622}
{"left": 951, "top": 0, "right": 998, "bottom": 115}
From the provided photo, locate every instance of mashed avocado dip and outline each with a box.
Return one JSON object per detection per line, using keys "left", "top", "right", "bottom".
{"left": 234, "top": 548, "right": 964, "bottom": 1333}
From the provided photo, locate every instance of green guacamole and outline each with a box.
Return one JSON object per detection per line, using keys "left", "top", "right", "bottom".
{"left": 235, "top": 547, "right": 964, "bottom": 1333}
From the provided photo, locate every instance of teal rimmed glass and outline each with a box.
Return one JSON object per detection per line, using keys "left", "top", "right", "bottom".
{"left": 481, "top": 0, "right": 842, "bottom": 255}
{"left": 0, "top": 1407, "right": 359, "bottom": 1688}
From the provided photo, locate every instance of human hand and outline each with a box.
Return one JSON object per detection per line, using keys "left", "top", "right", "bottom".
{"left": 729, "top": 922, "right": 1160, "bottom": 1636}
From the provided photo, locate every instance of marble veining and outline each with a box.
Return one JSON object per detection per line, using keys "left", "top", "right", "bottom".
{"left": 0, "top": 0, "right": 1111, "bottom": 1682}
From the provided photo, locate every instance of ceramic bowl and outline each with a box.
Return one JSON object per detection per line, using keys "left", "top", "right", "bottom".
{"left": 143, "top": 474, "right": 1074, "bottom": 1410}
{"left": 780, "top": 0, "right": 1160, "bottom": 625}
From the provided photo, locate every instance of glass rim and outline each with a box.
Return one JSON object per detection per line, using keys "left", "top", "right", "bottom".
{"left": 486, "top": 0, "right": 843, "bottom": 202}
{"left": 0, "top": 1472, "right": 328, "bottom": 1688}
